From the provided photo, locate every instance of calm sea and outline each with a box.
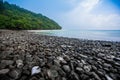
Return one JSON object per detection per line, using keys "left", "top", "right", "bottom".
{"left": 29, "top": 30, "right": 120, "bottom": 42}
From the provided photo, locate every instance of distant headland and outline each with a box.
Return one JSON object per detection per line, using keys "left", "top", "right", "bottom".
{"left": 0, "top": 0, "right": 62, "bottom": 30}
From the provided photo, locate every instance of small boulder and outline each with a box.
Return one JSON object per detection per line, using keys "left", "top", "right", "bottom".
{"left": 0, "top": 69, "right": 10, "bottom": 74}
{"left": 1, "top": 60, "right": 14, "bottom": 66}
{"left": 8, "top": 69, "right": 21, "bottom": 79}
{"left": 16, "top": 59, "right": 24, "bottom": 68}
{"left": 47, "top": 69, "right": 58, "bottom": 78}
{"left": 76, "top": 67, "right": 84, "bottom": 73}
{"left": 83, "top": 65, "right": 91, "bottom": 72}
{"left": 63, "top": 65, "right": 71, "bottom": 73}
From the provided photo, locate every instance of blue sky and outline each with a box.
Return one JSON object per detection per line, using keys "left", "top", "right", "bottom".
{"left": 5, "top": 0, "right": 120, "bottom": 30}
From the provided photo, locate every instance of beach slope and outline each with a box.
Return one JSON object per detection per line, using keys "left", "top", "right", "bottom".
{"left": 0, "top": 30, "right": 120, "bottom": 80}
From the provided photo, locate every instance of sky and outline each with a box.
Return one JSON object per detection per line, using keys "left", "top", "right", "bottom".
{"left": 5, "top": 0, "right": 120, "bottom": 30}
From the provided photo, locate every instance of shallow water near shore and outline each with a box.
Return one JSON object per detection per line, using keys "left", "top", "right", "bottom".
{"left": 29, "top": 30, "right": 120, "bottom": 42}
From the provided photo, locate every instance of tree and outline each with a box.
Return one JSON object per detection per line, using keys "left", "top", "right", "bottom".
{"left": 0, "top": 0, "right": 5, "bottom": 13}
{"left": 0, "top": 0, "right": 3, "bottom": 3}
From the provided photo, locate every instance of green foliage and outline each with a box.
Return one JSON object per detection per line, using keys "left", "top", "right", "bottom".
{"left": 0, "top": 0, "right": 5, "bottom": 13}
{"left": 0, "top": 1, "right": 61, "bottom": 30}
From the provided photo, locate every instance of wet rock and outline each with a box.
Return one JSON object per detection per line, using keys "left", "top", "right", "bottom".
{"left": 78, "top": 63, "right": 84, "bottom": 68}
{"left": 80, "top": 74, "right": 89, "bottom": 80}
{"left": 105, "top": 74, "right": 113, "bottom": 80}
{"left": 114, "top": 62, "right": 120, "bottom": 66}
{"left": 96, "top": 71, "right": 105, "bottom": 77}
{"left": 1, "top": 60, "right": 14, "bottom": 67}
{"left": 78, "top": 54, "right": 88, "bottom": 58}
{"left": 16, "top": 59, "right": 24, "bottom": 68}
{"left": 40, "top": 61, "right": 46, "bottom": 67}
{"left": 50, "top": 65, "right": 60, "bottom": 71}
{"left": 23, "top": 64, "right": 29, "bottom": 70}
{"left": 62, "top": 77, "right": 67, "bottom": 80}
{"left": 106, "top": 55, "right": 115, "bottom": 59}
{"left": 102, "top": 43, "right": 112, "bottom": 47}
{"left": 91, "top": 72, "right": 101, "bottom": 80}
{"left": 20, "top": 76, "right": 27, "bottom": 80}
{"left": 63, "top": 65, "right": 71, "bottom": 73}
{"left": 63, "top": 55, "right": 70, "bottom": 62}
{"left": 109, "top": 73, "right": 117, "bottom": 80}
{"left": 45, "top": 52, "right": 52, "bottom": 56}
{"left": 69, "top": 71, "right": 79, "bottom": 80}
{"left": 0, "top": 69, "right": 10, "bottom": 74}
{"left": 53, "top": 59, "right": 61, "bottom": 67}
{"left": 47, "top": 69, "right": 58, "bottom": 78}
{"left": 0, "top": 74, "right": 11, "bottom": 80}
{"left": 23, "top": 69, "right": 30, "bottom": 75}
{"left": 39, "top": 78, "right": 45, "bottom": 80}
{"left": 61, "top": 45, "right": 67, "bottom": 48}
{"left": 70, "top": 61, "right": 75, "bottom": 70}
{"left": 81, "top": 60, "right": 86, "bottom": 65}
{"left": 57, "top": 56, "right": 67, "bottom": 64}
{"left": 92, "top": 65, "right": 97, "bottom": 70}
{"left": 76, "top": 67, "right": 84, "bottom": 73}
{"left": 0, "top": 51, "right": 13, "bottom": 59}
{"left": 58, "top": 68, "right": 66, "bottom": 77}
{"left": 83, "top": 65, "right": 91, "bottom": 72}
{"left": 104, "top": 63, "right": 111, "bottom": 68}
{"left": 113, "top": 58, "right": 120, "bottom": 61}
{"left": 0, "top": 64, "right": 6, "bottom": 69}
{"left": 61, "top": 60, "right": 67, "bottom": 65}
{"left": 8, "top": 69, "right": 21, "bottom": 79}
{"left": 26, "top": 54, "right": 33, "bottom": 62}
{"left": 18, "top": 45, "right": 22, "bottom": 49}
{"left": 29, "top": 76, "right": 38, "bottom": 80}
{"left": 98, "top": 53, "right": 105, "bottom": 57}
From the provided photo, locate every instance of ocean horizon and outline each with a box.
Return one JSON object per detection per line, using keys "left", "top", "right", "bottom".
{"left": 29, "top": 30, "right": 120, "bottom": 42}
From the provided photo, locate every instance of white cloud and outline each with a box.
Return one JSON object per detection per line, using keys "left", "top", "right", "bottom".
{"left": 60, "top": 0, "right": 120, "bottom": 30}
{"left": 80, "top": 0, "right": 100, "bottom": 12}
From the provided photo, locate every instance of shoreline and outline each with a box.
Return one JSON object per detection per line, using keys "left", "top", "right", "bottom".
{"left": 0, "top": 30, "right": 120, "bottom": 80}
{"left": 28, "top": 30, "right": 120, "bottom": 42}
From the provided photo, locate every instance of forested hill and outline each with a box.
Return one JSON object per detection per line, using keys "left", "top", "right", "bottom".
{"left": 0, "top": 1, "right": 62, "bottom": 30}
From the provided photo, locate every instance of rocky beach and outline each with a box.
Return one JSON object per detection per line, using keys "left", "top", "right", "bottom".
{"left": 0, "top": 30, "right": 120, "bottom": 80}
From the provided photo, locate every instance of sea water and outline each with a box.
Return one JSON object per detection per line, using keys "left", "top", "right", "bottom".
{"left": 29, "top": 30, "right": 120, "bottom": 42}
